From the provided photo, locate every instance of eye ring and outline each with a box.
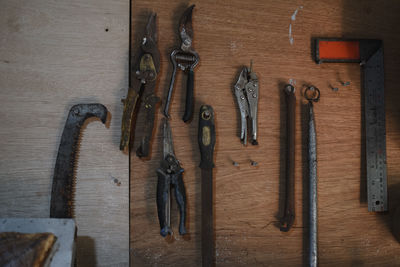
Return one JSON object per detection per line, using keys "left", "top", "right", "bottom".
{"left": 305, "top": 86, "right": 320, "bottom": 102}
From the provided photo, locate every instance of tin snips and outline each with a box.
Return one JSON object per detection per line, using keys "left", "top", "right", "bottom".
{"left": 234, "top": 62, "right": 259, "bottom": 145}
{"left": 156, "top": 119, "right": 187, "bottom": 237}
{"left": 120, "top": 14, "right": 160, "bottom": 157}
{"left": 164, "top": 5, "right": 199, "bottom": 122}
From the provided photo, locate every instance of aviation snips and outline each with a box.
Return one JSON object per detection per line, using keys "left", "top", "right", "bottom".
{"left": 120, "top": 14, "right": 160, "bottom": 158}
{"left": 164, "top": 5, "right": 199, "bottom": 122}
{"left": 156, "top": 119, "right": 187, "bottom": 237}
{"left": 234, "top": 62, "right": 259, "bottom": 145}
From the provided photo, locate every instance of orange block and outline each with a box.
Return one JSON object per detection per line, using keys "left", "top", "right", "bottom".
{"left": 318, "top": 40, "right": 360, "bottom": 60}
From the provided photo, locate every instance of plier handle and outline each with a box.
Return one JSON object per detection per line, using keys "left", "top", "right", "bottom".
{"left": 156, "top": 119, "right": 187, "bottom": 237}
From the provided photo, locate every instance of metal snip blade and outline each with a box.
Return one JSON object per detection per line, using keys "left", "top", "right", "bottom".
{"left": 141, "top": 13, "right": 160, "bottom": 73}
{"left": 145, "top": 13, "right": 157, "bottom": 44}
{"left": 179, "top": 5, "right": 195, "bottom": 47}
{"left": 50, "top": 104, "right": 108, "bottom": 218}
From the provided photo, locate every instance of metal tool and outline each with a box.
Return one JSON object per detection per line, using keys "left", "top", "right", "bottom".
{"left": 315, "top": 38, "right": 387, "bottom": 212}
{"left": 50, "top": 104, "right": 108, "bottom": 218}
{"left": 305, "top": 86, "right": 320, "bottom": 267}
{"left": 120, "top": 14, "right": 160, "bottom": 157}
{"left": 198, "top": 105, "right": 216, "bottom": 267}
{"left": 164, "top": 5, "right": 199, "bottom": 122}
{"left": 234, "top": 62, "right": 259, "bottom": 145}
{"left": 156, "top": 119, "right": 187, "bottom": 237}
{"left": 280, "top": 84, "right": 296, "bottom": 232}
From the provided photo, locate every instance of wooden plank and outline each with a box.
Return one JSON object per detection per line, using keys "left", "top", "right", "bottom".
{"left": 130, "top": 0, "right": 400, "bottom": 265}
{"left": 0, "top": 0, "right": 129, "bottom": 265}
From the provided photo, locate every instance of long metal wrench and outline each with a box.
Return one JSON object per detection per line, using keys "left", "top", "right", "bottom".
{"left": 280, "top": 84, "right": 296, "bottom": 232}
{"left": 305, "top": 86, "right": 320, "bottom": 267}
{"left": 198, "top": 105, "right": 216, "bottom": 267}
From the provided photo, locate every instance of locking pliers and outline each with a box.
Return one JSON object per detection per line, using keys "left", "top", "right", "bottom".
{"left": 120, "top": 14, "right": 160, "bottom": 157}
{"left": 234, "top": 64, "right": 259, "bottom": 145}
{"left": 156, "top": 119, "right": 187, "bottom": 237}
{"left": 164, "top": 5, "right": 199, "bottom": 122}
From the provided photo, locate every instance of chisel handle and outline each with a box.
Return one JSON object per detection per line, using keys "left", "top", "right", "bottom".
{"left": 198, "top": 105, "right": 216, "bottom": 267}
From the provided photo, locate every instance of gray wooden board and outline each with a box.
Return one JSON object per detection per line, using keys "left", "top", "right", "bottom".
{"left": 0, "top": 0, "right": 129, "bottom": 266}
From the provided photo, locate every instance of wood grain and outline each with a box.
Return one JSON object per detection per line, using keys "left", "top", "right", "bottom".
{"left": 0, "top": 0, "right": 129, "bottom": 266}
{"left": 130, "top": 0, "right": 400, "bottom": 266}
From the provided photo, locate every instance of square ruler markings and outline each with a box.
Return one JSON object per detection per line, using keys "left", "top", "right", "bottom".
{"left": 315, "top": 38, "right": 387, "bottom": 212}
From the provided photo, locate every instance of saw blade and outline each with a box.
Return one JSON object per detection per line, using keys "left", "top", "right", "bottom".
{"left": 50, "top": 104, "right": 108, "bottom": 218}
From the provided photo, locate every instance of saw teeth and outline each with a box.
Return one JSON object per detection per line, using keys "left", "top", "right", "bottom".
{"left": 51, "top": 104, "right": 108, "bottom": 219}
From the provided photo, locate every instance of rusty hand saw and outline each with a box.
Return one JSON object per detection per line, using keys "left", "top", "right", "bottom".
{"left": 50, "top": 104, "right": 108, "bottom": 218}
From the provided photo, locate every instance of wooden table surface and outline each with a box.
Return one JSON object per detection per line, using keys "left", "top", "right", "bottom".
{"left": 1, "top": 0, "right": 400, "bottom": 266}
{"left": 130, "top": 0, "right": 400, "bottom": 266}
{"left": 0, "top": 0, "right": 129, "bottom": 266}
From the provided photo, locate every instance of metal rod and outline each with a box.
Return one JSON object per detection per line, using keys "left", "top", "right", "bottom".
{"left": 163, "top": 51, "right": 178, "bottom": 118}
{"left": 308, "top": 101, "right": 318, "bottom": 267}
{"left": 280, "top": 84, "right": 296, "bottom": 232}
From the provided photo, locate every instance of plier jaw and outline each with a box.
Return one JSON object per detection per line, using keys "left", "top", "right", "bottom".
{"left": 234, "top": 65, "right": 259, "bottom": 145}
{"left": 156, "top": 120, "right": 187, "bottom": 237}
{"left": 120, "top": 13, "right": 160, "bottom": 158}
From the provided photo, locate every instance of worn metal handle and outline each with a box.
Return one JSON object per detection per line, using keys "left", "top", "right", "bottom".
{"left": 280, "top": 84, "right": 296, "bottom": 232}
{"left": 163, "top": 51, "right": 178, "bottom": 118}
{"left": 120, "top": 79, "right": 142, "bottom": 152}
{"left": 172, "top": 171, "right": 187, "bottom": 235}
{"left": 183, "top": 68, "right": 195, "bottom": 123}
{"left": 156, "top": 169, "right": 171, "bottom": 237}
{"left": 136, "top": 93, "right": 160, "bottom": 158}
{"left": 156, "top": 166, "right": 186, "bottom": 237}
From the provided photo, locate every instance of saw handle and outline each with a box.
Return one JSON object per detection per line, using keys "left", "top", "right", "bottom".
{"left": 183, "top": 68, "right": 194, "bottom": 123}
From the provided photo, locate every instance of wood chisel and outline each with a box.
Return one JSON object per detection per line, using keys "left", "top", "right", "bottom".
{"left": 314, "top": 38, "right": 387, "bottom": 212}
{"left": 198, "top": 105, "right": 216, "bottom": 267}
